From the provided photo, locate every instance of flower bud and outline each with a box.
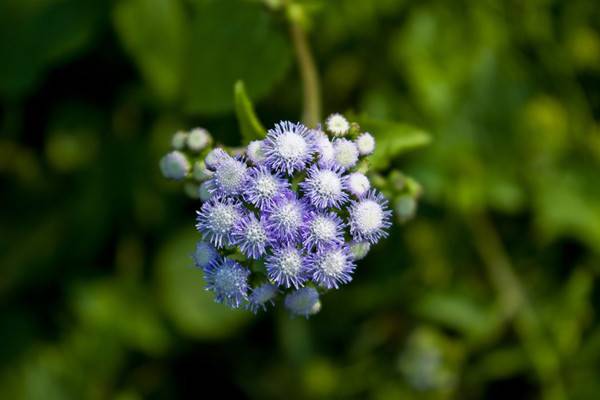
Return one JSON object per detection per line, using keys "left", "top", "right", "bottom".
{"left": 171, "top": 131, "right": 188, "bottom": 150}
{"left": 160, "top": 151, "right": 190, "bottom": 180}
{"left": 326, "top": 113, "right": 350, "bottom": 137}
{"left": 247, "top": 140, "right": 266, "bottom": 164}
{"left": 187, "top": 128, "right": 211, "bottom": 152}
{"left": 356, "top": 132, "right": 375, "bottom": 155}
{"left": 192, "top": 161, "right": 214, "bottom": 181}
{"left": 394, "top": 195, "right": 417, "bottom": 223}
{"left": 349, "top": 241, "right": 371, "bottom": 260}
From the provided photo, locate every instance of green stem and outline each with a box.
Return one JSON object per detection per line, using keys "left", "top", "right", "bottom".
{"left": 289, "top": 22, "right": 321, "bottom": 128}
{"left": 468, "top": 215, "right": 567, "bottom": 400}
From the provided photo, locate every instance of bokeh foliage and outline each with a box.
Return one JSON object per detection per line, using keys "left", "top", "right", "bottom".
{"left": 1, "top": 0, "right": 600, "bottom": 399}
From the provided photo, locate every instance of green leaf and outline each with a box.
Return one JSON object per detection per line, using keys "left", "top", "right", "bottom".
{"left": 113, "top": 0, "right": 187, "bottom": 103}
{"left": 72, "top": 279, "right": 170, "bottom": 355}
{"left": 358, "top": 117, "right": 431, "bottom": 170}
{"left": 155, "top": 229, "right": 250, "bottom": 339}
{"left": 184, "top": 0, "right": 292, "bottom": 115}
{"left": 0, "top": 0, "right": 102, "bottom": 99}
{"left": 235, "top": 80, "right": 266, "bottom": 142}
{"left": 413, "top": 292, "right": 501, "bottom": 342}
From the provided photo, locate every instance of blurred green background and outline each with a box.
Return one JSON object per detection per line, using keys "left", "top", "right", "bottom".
{"left": 1, "top": 0, "right": 600, "bottom": 399}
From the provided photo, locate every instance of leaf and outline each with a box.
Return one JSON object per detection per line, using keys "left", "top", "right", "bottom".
{"left": 235, "top": 80, "right": 266, "bottom": 142}
{"left": 184, "top": 0, "right": 292, "bottom": 115}
{"left": 113, "top": 0, "right": 187, "bottom": 102}
{"left": 72, "top": 279, "right": 171, "bottom": 355}
{"left": 413, "top": 292, "right": 501, "bottom": 342}
{"left": 0, "top": 0, "right": 102, "bottom": 99}
{"left": 154, "top": 229, "right": 250, "bottom": 339}
{"left": 358, "top": 117, "right": 431, "bottom": 170}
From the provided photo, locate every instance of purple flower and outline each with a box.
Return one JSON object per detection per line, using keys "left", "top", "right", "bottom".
{"left": 195, "top": 197, "right": 244, "bottom": 248}
{"left": 348, "top": 189, "right": 392, "bottom": 244}
{"left": 243, "top": 165, "right": 289, "bottom": 210}
{"left": 265, "top": 244, "right": 310, "bottom": 289}
{"left": 300, "top": 163, "right": 349, "bottom": 209}
{"left": 208, "top": 156, "right": 248, "bottom": 197}
{"left": 309, "top": 245, "right": 355, "bottom": 289}
{"left": 265, "top": 190, "right": 308, "bottom": 243}
{"left": 232, "top": 213, "right": 270, "bottom": 259}
{"left": 247, "top": 283, "right": 279, "bottom": 313}
{"left": 302, "top": 210, "right": 344, "bottom": 250}
{"left": 284, "top": 287, "right": 321, "bottom": 318}
{"left": 313, "top": 130, "right": 335, "bottom": 166}
{"left": 204, "top": 258, "right": 250, "bottom": 308}
{"left": 192, "top": 241, "right": 219, "bottom": 270}
{"left": 263, "top": 121, "right": 315, "bottom": 175}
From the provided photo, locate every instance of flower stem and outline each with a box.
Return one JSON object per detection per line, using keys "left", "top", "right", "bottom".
{"left": 468, "top": 214, "right": 568, "bottom": 400}
{"left": 289, "top": 21, "right": 321, "bottom": 128}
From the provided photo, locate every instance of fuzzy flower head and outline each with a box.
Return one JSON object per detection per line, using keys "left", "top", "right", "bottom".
{"left": 265, "top": 191, "right": 307, "bottom": 242}
{"left": 314, "top": 130, "right": 335, "bottom": 165}
{"left": 309, "top": 245, "right": 355, "bottom": 289}
{"left": 284, "top": 287, "right": 321, "bottom": 318}
{"left": 247, "top": 283, "right": 279, "bottom": 313}
{"left": 164, "top": 115, "right": 400, "bottom": 316}
{"left": 356, "top": 132, "right": 375, "bottom": 155}
{"left": 326, "top": 113, "right": 350, "bottom": 137}
{"left": 196, "top": 197, "right": 244, "bottom": 248}
{"left": 232, "top": 213, "right": 270, "bottom": 259}
{"left": 247, "top": 140, "right": 266, "bottom": 164}
{"left": 349, "top": 190, "right": 392, "bottom": 244}
{"left": 208, "top": 156, "right": 248, "bottom": 196}
{"left": 266, "top": 244, "right": 309, "bottom": 289}
{"left": 160, "top": 151, "right": 190, "bottom": 180}
{"left": 243, "top": 166, "right": 289, "bottom": 210}
{"left": 333, "top": 138, "right": 359, "bottom": 169}
{"left": 263, "top": 121, "right": 315, "bottom": 175}
{"left": 204, "top": 258, "right": 250, "bottom": 308}
{"left": 192, "top": 241, "right": 219, "bottom": 270}
{"left": 347, "top": 172, "right": 370, "bottom": 197}
{"left": 300, "top": 163, "right": 348, "bottom": 209}
{"left": 302, "top": 211, "right": 344, "bottom": 250}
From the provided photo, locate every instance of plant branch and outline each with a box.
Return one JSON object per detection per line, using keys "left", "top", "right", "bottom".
{"left": 289, "top": 21, "right": 321, "bottom": 128}
{"left": 468, "top": 214, "right": 567, "bottom": 400}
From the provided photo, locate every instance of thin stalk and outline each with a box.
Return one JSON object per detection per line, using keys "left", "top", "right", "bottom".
{"left": 289, "top": 22, "right": 321, "bottom": 128}
{"left": 468, "top": 214, "right": 567, "bottom": 400}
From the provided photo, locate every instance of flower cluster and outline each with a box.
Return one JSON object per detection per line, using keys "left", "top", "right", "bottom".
{"left": 175, "top": 115, "right": 391, "bottom": 317}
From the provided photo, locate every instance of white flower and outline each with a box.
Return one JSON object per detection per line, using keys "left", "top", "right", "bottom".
{"left": 333, "top": 139, "right": 359, "bottom": 169}
{"left": 356, "top": 132, "right": 375, "bottom": 155}
{"left": 187, "top": 128, "right": 211, "bottom": 152}
{"left": 247, "top": 140, "right": 266, "bottom": 164}
{"left": 326, "top": 113, "right": 350, "bottom": 136}
{"left": 314, "top": 131, "right": 335, "bottom": 165}
{"left": 347, "top": 172, "right": 370, "bottom": 197}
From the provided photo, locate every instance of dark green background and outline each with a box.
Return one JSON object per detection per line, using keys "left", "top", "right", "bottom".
{"left": 1, "top": 0, "right": 600, "bottom": 399}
